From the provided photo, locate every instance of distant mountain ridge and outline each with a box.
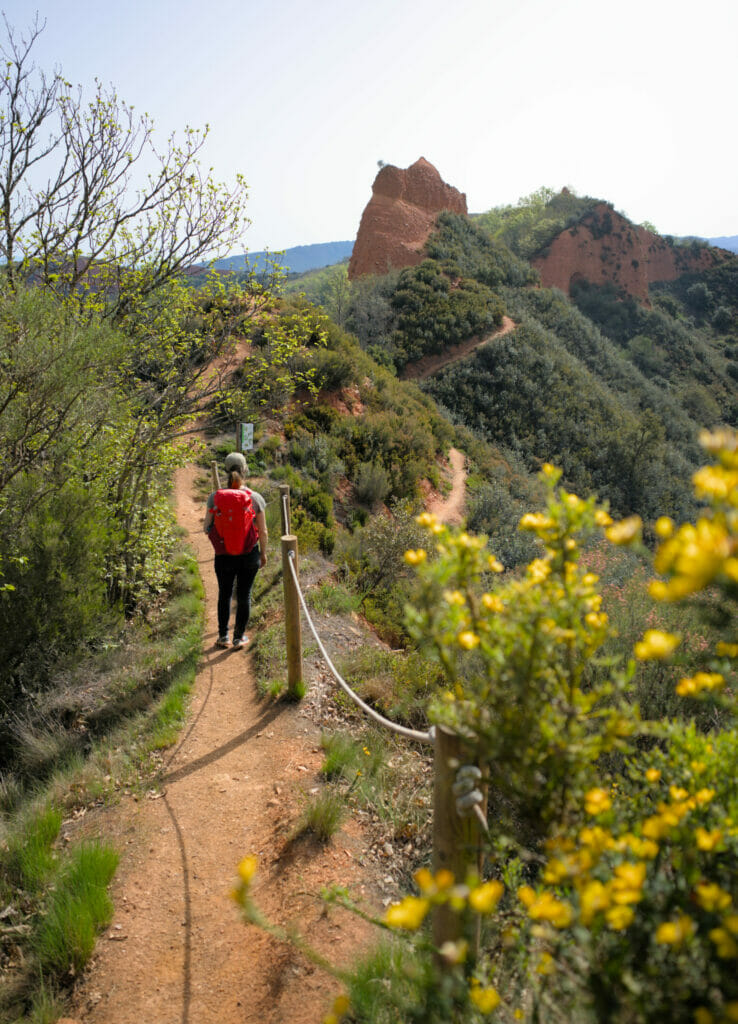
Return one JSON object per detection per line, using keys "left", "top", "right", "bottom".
{"left": 213, "top": 240, "right": 354, "bottom": 275}
{"left": 708, "top": 236, "right": 738, "bottom": 254}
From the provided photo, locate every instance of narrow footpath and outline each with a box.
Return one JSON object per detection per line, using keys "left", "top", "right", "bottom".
{"left": 69, "top": 464, "right": 375, "bottom": 1024}
{"left": 400, "top": 315, "right": 516, "bottom": 381}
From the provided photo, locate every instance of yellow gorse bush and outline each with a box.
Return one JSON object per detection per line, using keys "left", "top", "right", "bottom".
{"left": 405, "top": 472, "right": 641, "bottom": 835}
{"left": 235, "top": 431, "right": 738, "bottom": 1023}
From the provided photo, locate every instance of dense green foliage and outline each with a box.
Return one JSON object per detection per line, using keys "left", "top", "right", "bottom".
{"left": 474, "top": 186, "right": 601, "bottom": 260}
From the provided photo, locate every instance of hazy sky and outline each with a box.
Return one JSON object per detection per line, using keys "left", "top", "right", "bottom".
{"left": 2, "top": 0, "right": 736, "bottom": 252}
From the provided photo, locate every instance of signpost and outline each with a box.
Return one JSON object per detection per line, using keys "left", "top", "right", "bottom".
{"left": 238, "top": 422, "right": 253, "bottom": 452}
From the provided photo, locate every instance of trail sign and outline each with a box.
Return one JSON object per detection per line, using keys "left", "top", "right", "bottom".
{"left": 238, "top": 422, "right": 254, "bottom": 452}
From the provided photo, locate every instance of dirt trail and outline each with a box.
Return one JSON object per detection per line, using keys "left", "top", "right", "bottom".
{"left": 69, "top": 465, "right": 375, "bottom": 1024}
{"left": 427, "top": 448, "right": 467, "bottom": 526}
{"left": 401, "top": 315, "right": 516, "bottom": 381}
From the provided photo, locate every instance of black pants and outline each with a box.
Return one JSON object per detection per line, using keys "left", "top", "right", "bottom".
{"left": 214, "top": 546, "right": 260, "bottom": 640}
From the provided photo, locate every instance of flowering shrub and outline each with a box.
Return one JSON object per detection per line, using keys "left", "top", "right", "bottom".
{"left": 406, "top": 464, "right": 640, "bottom": 838}
{"left": 235, "top": 429, "right": 738, "bottom": 1023}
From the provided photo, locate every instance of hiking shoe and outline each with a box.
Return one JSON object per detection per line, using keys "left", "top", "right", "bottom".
{"left": 232, "top": 636, "right": 248, "bottom": 650}
{"left": 216, "top": 635, "right": 230, "bottom": 649}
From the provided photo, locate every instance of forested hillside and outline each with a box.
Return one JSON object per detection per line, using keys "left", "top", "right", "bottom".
{"left": 3, "top": 20, "right": 738, "bottom": 1017}
{"left": 284, "top": 194, "right": 735, "bottom": 534}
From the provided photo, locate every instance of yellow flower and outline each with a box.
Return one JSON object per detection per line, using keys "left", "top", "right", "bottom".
{"left": 541, "top": 462, "right": 558, "bottom": 478}
{"left": 488, "top": 555, "right": 504, "bottom": 572}
{"left": 695, "top": 883, "right": 731, "bottom": 913}
{"left": 469, "top": 983, "right": 501, "bottom": 1013}
{"left": 524, "top": 890, "right": 573, "bottom": 928}
{"left": 693, "top": 1009, "right": 714, "bottom": 1024}
{"left": 725, "top": 1003, "right": 738, "bottom": 1023}
{"left": 458, "top": 630, "right": 480, "bottom": 650}
{"left": 584, "top": 788, "right": 612, "bottom": 816}
{"left": 677, "top": 672, "right": 725, "bottom": 697}
{"left": 332, "top": 995, "right": 350, "bottom": 1017}
{"left": 605, "top": 905, "right": 634, "bottom": 930}
{"left": 696, "top": 827, "right": 723, "bottom": 851}
{"left": 580, "top": 880, "right": 611, "bottom": 925}
{"left": 468, "top": 879, "right": 504, "bottom": 914}
{"left": 699, "top": 426, "right": 738, "bottom": 454}
{"left": 695, "top": 788, "right": 716, "bottom": 805}
{"left": 709, "top": 927, "right": 738, "bottom": 959}
{"left": 527, "top": 558, "right": 551, "bottom": 583}
{"left": 579, "top": 825, "right": 615, "bottom": 853}
{"left": 482, "top": 592, "right": 504, "bottom": 612}
{"left": 237, "top": 855, "right": 259, "bottom": 886}
{"left": 543, "top": 858, "right": 574, "bottom": 884}
{"left": 384, "top": 896, "right": 430, "bottom": 930}
{"left": 435, "top": 869, "right": 455, "bottom": 891}
{"left": 634, "top": 629, "right": 680, "bottom": 660}
{"left": 594, "top": 509, "right": 613, "bottom": 527}
{"left": 642, "top": 815, "right": 670, "bottom": 840}
{"left": 518, "top": 885, "right": 536, "bottom": 908}
{"left": 656, "top": 914, "right": 695, "bottom": 947}
{"left": 645, "top": 768, "right": 662, "bottom": 783}
{"left": 723, "top": 914, "right": 738, "bottom": 936}
{"left": 606, "top": 515, "right": 642, "bottom": 545}
{"left": 717, "top": 642, "right": 738, "bottom": 657}
{"left": 613, "top": 861, "right": 647, "bottom": 890}
{"left": 669, "top": 785, "right": 689, "bottom": 801}
{"left": 536, "top": 951, "right": 555, "bottom": 975}
{"left": 444, "top": 589, "right": 466, "bottom": 605}
{"left": 654, "top": 516, "right": 675, "bottom": 538}
{"left": 519, "top": 512, "right": 555, "bottom": 532}
{"left": 404, "top": 548, "right": 427, "bottom": 565}
{"left": 414, "top": 867, "right": 435, "bottom": 894}
{"left": 626, "top": 835, "right": 659, "bottom": 859}
{"left": 416, "top": 512, "right": 436, "bottom": 528}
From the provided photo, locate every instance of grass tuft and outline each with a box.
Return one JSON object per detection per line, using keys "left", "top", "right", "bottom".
{"left": 296, "top": 789, "right": 346, "bottom": 842}
{"left": 32, "top": 841, "right": 119, "bottom": 976}
{"left": 4, "top": 804, "right": 62, "bottom": 892}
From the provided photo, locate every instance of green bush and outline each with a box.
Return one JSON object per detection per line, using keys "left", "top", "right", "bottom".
{"left": 354, "top": 460, "right": 390, "bottom": 509}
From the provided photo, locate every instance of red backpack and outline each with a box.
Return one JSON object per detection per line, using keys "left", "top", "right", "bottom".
{"left": 212, "top": 488, "right": 258, "bottom": 555}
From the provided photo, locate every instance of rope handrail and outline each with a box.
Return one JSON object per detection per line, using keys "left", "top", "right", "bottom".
{"left": 285, "top": 550, "right": 433, "bottom": 745}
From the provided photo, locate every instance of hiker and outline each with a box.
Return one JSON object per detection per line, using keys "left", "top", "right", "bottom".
{"left": 204, "top": 452, "right": 268, "bottom": 649}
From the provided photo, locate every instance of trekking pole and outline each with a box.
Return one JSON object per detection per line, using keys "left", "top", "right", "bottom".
{"left": 211, "top": 460, "right": 221, "bottom": 489}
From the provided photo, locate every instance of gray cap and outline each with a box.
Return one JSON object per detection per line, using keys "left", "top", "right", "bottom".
{"left": 224, "top": 452, "right": 247, "bottom": 473}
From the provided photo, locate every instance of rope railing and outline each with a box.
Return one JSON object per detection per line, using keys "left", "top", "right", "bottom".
{"left": 285, "top": 550, "right": 433, "bottom": 745}
{"left": 276, "top": 485, "right": 485, "bottom": 958}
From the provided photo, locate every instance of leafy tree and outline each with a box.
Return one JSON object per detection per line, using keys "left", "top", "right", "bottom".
{"left": 0, "top": 15, "right": 248, "bottom": 318}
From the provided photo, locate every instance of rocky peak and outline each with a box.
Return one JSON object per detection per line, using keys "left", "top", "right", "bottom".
{"left": 348, "top": 158, "right": 467, "bottom": 279}
{"left": 532, "top": 203, "right": 729, "bottom": 303}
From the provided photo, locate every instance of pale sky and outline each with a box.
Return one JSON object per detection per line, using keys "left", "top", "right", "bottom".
{"left": 2, "top": 0, "right": 736, "bottom": 253}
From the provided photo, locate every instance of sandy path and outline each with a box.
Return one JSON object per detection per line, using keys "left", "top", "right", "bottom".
{"left": 401, "top": 315, "right": 516, "bottom": 381}
{"left": 427, "top": 448, "right": 467, "bottom": 526}
{"left": 70, "top": 465, "right": 374, "bottom": 1024}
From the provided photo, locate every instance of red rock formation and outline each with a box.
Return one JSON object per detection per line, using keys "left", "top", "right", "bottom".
{"left": 348, "top": 158, "right": 467, "bottom": 279}
{"left": 532, "top": 204, "right": 729, "bottom": 303}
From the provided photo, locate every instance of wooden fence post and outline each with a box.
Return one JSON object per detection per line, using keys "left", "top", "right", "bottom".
{"left": 278, "top": 484, "right": 291, "bottom": 536}
{"left": 281, "top": 534, "right": 304, "bottom": 698}
{"left": 431, "top": 726, "right": 486, "bottom": 955}
{"left": 211, "top": 460, "right": 221, "bottom": 490}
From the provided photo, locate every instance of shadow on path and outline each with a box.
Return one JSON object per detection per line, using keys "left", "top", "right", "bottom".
{"left": 161, "top": 702, "right": 284, "bottom": 787}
